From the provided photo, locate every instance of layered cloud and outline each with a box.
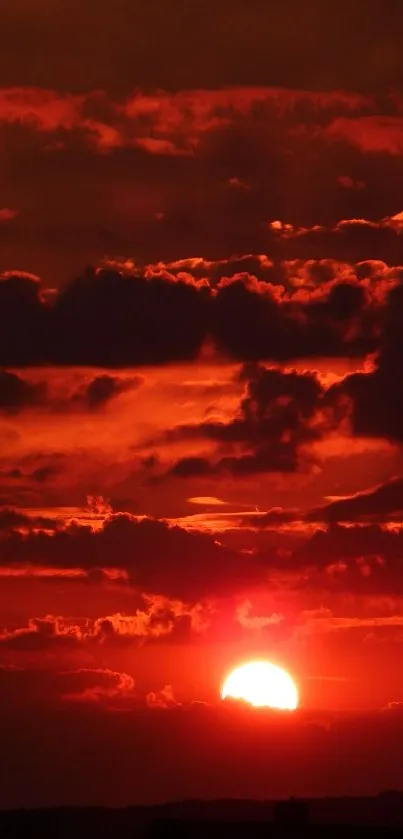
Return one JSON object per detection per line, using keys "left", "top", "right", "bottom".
{"left": 0, "top": 86, "right": 377, "bottom": 154}
{"left": 4, "top": 499, "right": 403, "bottom": 602}
{"left": 1, "top": 86, "right": 403, "bottom": 160}
{"left": 1, "top": 79, "right": 403, "bottom": 283}
{"left": 0, "top": 512, "right": 260, "bottom": 599}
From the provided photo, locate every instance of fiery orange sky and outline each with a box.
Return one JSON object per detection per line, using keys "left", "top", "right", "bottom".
{"left": 2, "top": 0, "right": 403, "bottom": 809}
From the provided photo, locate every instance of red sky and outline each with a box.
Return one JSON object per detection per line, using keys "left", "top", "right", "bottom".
{"left": 2, "top": 0, "right": 403, "bottom": 808}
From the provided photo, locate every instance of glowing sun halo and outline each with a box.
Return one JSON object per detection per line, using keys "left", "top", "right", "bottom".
{"left": 221, "top": 660, "right": 298, "bottom": 710}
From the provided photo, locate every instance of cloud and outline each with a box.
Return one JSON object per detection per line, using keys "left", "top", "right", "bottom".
{"left": 0, "top": 273, "right": 46, "bottom": 366}
{"left": 168, "top": 364, "right": 323, "bottom": 476}
{"left": 240, "top": 507, "right": 302, "bottom": 527}
{"left": 0, "top": 566, "right": 89, "bottom": 581}
{"left": 310, "top": 477, "right": 403, "bottom": 523}
{"left": 0, "top": 86, "right": 374, "bottom": 155}
{"left": 13, "top": 500, "right": 403, "bottom": 605}
{"left": 71, "top": 374, "right": 142, "bottom": 409}
{"left": 0, "top": 511, "right": 256, "bottom": 598}
{"left": 0, "top": 597, "right": 212, "bottom": 651}
{"left": 337, "top": 175, "right": 365, "bottom": 191}
{"left": 0, "top": 616, "right": 83, "bottom": 650}
{"left": 0, "top": 370, "right": 46, "bottom": 411}
{"left": 0, "top": 664, "right": 136, "bottom": 708}
{"left": 61, "top": 668, "right": 135, "bottom": 703}
{"left": 0, "top": 87, "right": 86, "bottom": 132}
{"left": 46, "top": 268, "right": 209, "bottom": 366}
{"left": 170, "top": 457, "right": 213, "bottom": 478}
{"left": 0, "top": 256, "right": 396, "bottom": 366}
{"left": 0, "top": 85, "right": 401, "bottom": 173}
{"left": 0, "top": 507, "right": 60, "bottom": 531}
{"left": 299, "top": 608, "right": 403, "bottom": 637}
{"left": 0, "top": 369, "right": 142, "bottom": 414}
{"left": 236, "top": 600, "right": 284, "bottom": 630}
{"left": 134, "top": 137, "right": 192, "bottom": 157}
{"left": 146, "top": 684, "right": 180, "bottom": 708}
{"left": 0, "top": 207, "right": 17, "bottom": 221}
{"left": 327, "top": 281, "right": 403, "bottom": 444}
{"left": 188, "top": 496, "right": 230, "bottom": 506}
{"left": 290, "top": 522, "right": 403, "bottom": 595}
{"left": 324, "top": 116, "right": 403, "bottom": 155}
{"left": 1, "top": 82, "right": 403, "bottom": 284}
{"left": 267, "top": 216, "right": 403, "bottom": 264}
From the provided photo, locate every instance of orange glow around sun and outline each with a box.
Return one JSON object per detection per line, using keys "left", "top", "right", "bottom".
{"left": 221, "top": 660, "right": 299, "bottom": 710}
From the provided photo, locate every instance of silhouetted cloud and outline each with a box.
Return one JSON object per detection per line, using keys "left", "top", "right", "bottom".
{"left": 0, "top": 507, "right": 59, "bottom": 531}
{"left": 0, "top": 512, "right": 261, "bottom": 598}
{"left": 0, "top": 259, "right": 398, "bottom": 366}
{"left": 168, "top": 364, "right": 323, "bottom": 475}
{"left": 0, "top": 368, "right": 141, "bottom": 414}
{"left": 0, "top": 370, "right": 46, "bottom": 410}
{"left": 326, "top": 280, "right": 403, "bottom": 444}
{"left": 309, "top": 477, "right": 403, "bottom": 523}
{"left": 72, "top": 374, "right": 142, "bottom": 409}
{"left": 291, "top": 522, "right": 403, "bottom": 595}
{"left": 0, "top": 664, "right": 136, "bottom": 707}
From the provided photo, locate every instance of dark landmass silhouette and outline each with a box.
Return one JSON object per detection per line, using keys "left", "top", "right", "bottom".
{"left": 1, "top": 793, "right": 403, "bottom": 837}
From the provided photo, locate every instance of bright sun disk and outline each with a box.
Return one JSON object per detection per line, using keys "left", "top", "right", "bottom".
{"left": 221, "top": 660, "right": 298, "bottom": 710}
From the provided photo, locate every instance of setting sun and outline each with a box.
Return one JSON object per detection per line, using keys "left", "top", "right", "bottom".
{"left": 221, "top": 661, "right": 298, "bottom": 710}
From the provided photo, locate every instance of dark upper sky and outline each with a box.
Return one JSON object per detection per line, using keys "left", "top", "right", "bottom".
{"left": 1, "top": 0, "right": 403, "bottom": 93}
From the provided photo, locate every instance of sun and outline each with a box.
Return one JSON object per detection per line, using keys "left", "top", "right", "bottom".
{"left": 221, "top": 660, "right": 298, "bottom": 710}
